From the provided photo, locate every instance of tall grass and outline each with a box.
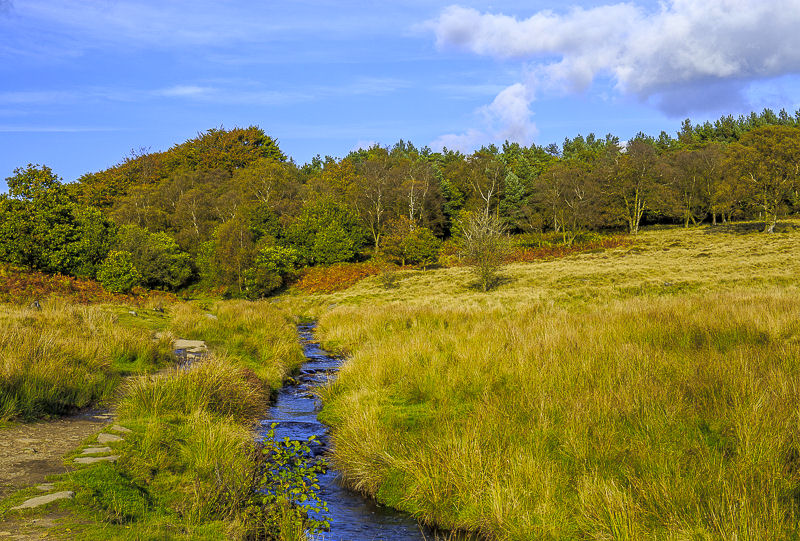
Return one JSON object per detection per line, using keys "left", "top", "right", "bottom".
{"left": 309, "top": 224, "right": 800, "bottom": 538}
{"left": 56, "top": 301, "right": 310, "bottom": 540}
{"left": 318, "top": 291, "right": 800, "bottom": 538}
{"left": 0, "top": 298, "right": 172, "bottom": 421}
{"left": 169, "top": 300, "right": 304, "bottom": 392}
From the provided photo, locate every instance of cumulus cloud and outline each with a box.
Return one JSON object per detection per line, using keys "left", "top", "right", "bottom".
{"left": 429, "top": 1, "right": 800, "bottom": 113}
{"left": 431, "top": 82, "right": 537, "bottom": 153}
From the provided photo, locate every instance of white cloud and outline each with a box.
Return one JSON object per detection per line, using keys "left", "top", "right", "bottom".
{"left": 430, "top": 82, "right": 537, "bottom": 154}
{"left": 155, "top": 85, "right": 213, "bottom": 98}
{"left": 430, "top": 128, "right": 486, "bottom": 153}
{"left": 479, "top": 83, "right": 537, "bottom": 142}
{"left": 429, "top": 1, "right": 800, "bottom": 113}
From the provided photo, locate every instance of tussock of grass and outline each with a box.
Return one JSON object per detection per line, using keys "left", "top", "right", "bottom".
{"left": 169, "top": 300, "right": 304, "bottom": 392}
{"left": 0, "top": 299, "right": 173, "bottom": 421}
{"left": 119, "top": 357, "right": 266, "bottom": 422}
{"left": 53, "top": 301, "right": 309, "bottom": 540}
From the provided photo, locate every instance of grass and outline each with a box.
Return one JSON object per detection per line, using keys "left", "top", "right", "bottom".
{"left": 44, "top": 300, "right": 310, "bottom": 539}
{"left": 0, "top": 293, "right": 314, "bottom": 539}
{"left": 0, "top": 298, "right": 173, "bottom": 421}
{"left": 290, "top": 223, "right": 800, "bottom": 309}
{"left": 288, "top": 221, "right": 800, "bottom": 539}
{"left": 168, "top": 300, "right": 305, "bottom": 392}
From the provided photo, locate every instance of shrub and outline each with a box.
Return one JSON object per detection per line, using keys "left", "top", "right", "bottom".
{"left": 116, "top": 225, "right": 193, "bottom": 290}
{"left": 244, "top": 245, "right": 301, "bottom": 298}
{"left": 459, "top": 211, "right": 508, "bottom": 291}
{"left": 97, "top": 251, "right": 141, "bottom": 293}
{"left": 401, "top": 227, "right": 441, "bottom": 269}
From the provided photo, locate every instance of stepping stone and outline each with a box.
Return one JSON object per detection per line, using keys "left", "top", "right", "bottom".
{"left": 10, "top": 491, "right": 74, "bottom": 510}
{"left": 74, "top": 455, "right": 118, "bottom": 465}
{"left": 81, "top": 447, "right": 112, "bottom": 455}
{"left": 97, "top": 433, "right": 123, "bottom": 444}
{"left": 35, "top": 483, "right": 55, "bottom": 492}
{"left": 173, "top": 339, "right": 207, "bottom": 352}
{"left": 109, "top": 425, "right": 132, "bottom": 434}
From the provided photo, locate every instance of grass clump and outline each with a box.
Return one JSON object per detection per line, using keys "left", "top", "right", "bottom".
{"left": 50, "top": 301, "right": 320, "bottom": 540}
{"left": 169, "top": 300, "right": 304, "bottom": 392}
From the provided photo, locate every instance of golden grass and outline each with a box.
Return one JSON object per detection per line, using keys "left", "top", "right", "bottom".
{"left": 287, "top": 222, "right": 800, "bottom": 311}
{"left": 0, "top": 298, "right": 173, "bottom": 421}
{"left": 169, "top": 300, "right": 304, "bottom": 392}
{"left": 296, "top": 222, "right": 800, "bottom": 539}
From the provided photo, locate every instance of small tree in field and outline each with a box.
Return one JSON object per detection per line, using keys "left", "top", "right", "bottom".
{"left": 459, "top": 211, "right": 508, "bottom": 292}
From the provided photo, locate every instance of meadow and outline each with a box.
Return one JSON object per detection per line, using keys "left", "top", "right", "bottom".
{"left": 2, "top": 222, "right": 799, "bottom": 539}
{"left": 286, "top": 222, "right": 800, "bottom": 539}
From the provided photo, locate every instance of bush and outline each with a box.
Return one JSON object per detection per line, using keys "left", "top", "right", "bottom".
{"left": 244, "top": 245, "right": 301, "bottom": 298}
{"left": 97, "top": 251, "right": 141, "bottom": 293}
{"left": 116, "top": 225, "right": 193, "bottom": 290}
{"left": 401, "top": 227, "right": 441, "bottom": 269}
{"left": 459, "top": 212, "right": 509, "bottom": 291}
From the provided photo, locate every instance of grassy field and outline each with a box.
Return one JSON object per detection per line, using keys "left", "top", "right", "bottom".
{"left": 286, "top": 222, "right": 800, "bottom": 539}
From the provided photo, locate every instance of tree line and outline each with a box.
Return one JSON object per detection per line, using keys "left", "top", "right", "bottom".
{"left": 2, "top": 108, "right": 799, "bottom": 297}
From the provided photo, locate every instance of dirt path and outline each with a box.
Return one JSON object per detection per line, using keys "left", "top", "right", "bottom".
{"left": 0, "top": 410, "right": 113, "bottom": 500}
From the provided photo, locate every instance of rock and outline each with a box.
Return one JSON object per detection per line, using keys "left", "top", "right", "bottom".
{"left": 10, "top": 491, "right": 74, "bottom": 510}
{"left": 173, "top": 339, "right": 207, "bottom": 351}
{"left": 204, "top": 313, "right": 218, "bottom": 320}
{"left": 109, "top": 425, "right": 132, "bottom": 434}
{"left": 154, "top": 305, "right": 165, "bottom": 313}
{"left": 28, "top": 300, "right": 41, "bottom": 311}
{"left": 74, "top": 455, "right": 118, "bottom": 465}
{"left": 97, "top": 433, "right": 123, "bottom": 444}
{"left": 128, "top": 310, "right": 138, "bottom": 317}
{"left": 81, "top": 446, "right": 112, "bottom": 455}
{"left": 35, "top": 483, "right": 55, "bottom": 492}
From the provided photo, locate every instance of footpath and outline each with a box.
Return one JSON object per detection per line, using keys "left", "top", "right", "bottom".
{"left": 0, "top": 338, "right": 208, "bottom": 539}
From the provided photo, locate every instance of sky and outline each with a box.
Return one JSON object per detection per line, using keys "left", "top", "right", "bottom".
{"left": 3, "top": 0, "right": 800, "bottom": 189}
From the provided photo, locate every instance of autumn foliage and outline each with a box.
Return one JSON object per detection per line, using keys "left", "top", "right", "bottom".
{"left": 0, "top": 263, "right": 174, "bottom": 305}
{"left": 506, "top": 235, "right": 631, "bottom": 263}
{"left": 292, "top": 261, "right": 387, "bottom": 294}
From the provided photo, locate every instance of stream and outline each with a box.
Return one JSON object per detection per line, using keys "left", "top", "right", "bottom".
{"left": 256, "top": 323, "right": 433, "bottom": 540}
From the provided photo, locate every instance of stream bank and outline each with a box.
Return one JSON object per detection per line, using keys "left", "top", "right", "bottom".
{"left": 257, "top": 323, "right": 432, "bottom": 540}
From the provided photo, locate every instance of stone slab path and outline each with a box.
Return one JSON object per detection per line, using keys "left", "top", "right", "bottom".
{"left": 0, "top": 338, "right": 209, "bottom": 538}
{"left": 0, "top": 410, "right": 112, "bottom": 500}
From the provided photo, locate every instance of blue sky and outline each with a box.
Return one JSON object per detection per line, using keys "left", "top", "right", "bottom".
{"left": 3, "top": 0, "right": 800, "bottom": 189}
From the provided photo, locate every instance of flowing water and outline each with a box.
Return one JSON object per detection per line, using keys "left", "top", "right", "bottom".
{"left": 256, "top": 323, "right": 433, "bottom": 540}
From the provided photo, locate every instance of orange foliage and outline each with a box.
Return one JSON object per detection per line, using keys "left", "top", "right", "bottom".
{"left": 0, "top": 264, "right": 175, "bottom": 306}
{"left": 292, "top": 261, "right": 387, "bottom": 294}
{"left": 506, "top": 236, "right": 632, "bottom": 263}
{"left": 291, "top": 236, "right": 632, "bottom": 294}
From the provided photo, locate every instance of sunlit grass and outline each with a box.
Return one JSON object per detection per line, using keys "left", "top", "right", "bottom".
{"left": 301, "top": 222, "right": 800, "bottom": 539}
{"left": 0, "top": 298, "right": 173, "bottom": 421}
